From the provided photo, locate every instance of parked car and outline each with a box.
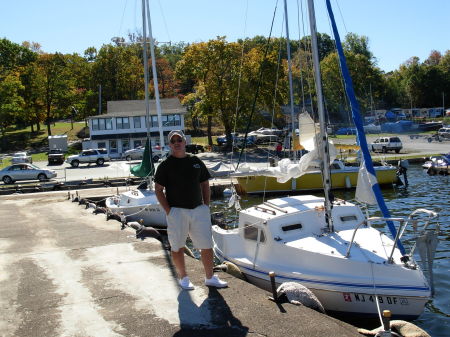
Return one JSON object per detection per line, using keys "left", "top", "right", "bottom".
{"left": 122, "top": 145, "right": 169, "bottom": 162}
{"left": 437, "top": 127, "right": 450, "bottom": 139}
{"left": 66, "top": 148, "right": 110, "bottom": 167}
{"left": 185, "top": 144, "right": 205, "bottom": 154}
{"left": 370, "top": 136, "right": 403, "bottom": 153}
{"left": 47, "top": 148, "right": 65, "bottom": 165}
{"left": 11, "top": 152, "right": 32, "bottom": 164}
{"left": 248, "top": 128, "right": 281, "bottom": 144}
{"left": 123, "top": 146, "right": 145, "bottom": 161}
{"left": 216, "top": 132, "right": 240, "bottom": 146}
{"left": 0, "top": 164, "right": 57, "bottom": 184}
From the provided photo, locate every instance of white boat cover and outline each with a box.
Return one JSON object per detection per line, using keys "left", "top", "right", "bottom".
{"left": 231, "top": 112, "right": 337, "bottom": 183}
{"left": 355, "top": 159, "right": 377, "bottom": 205}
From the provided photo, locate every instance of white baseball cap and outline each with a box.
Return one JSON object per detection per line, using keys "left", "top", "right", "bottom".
{"left": 168, "top": 130, "right": 186, "bottom": 142}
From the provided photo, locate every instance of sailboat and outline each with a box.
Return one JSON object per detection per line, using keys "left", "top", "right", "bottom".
{"left": 105, "top": 0, "right": 167, "bottom": 228}
{"left": 212, "top": 0, "right": 440, "bottom": 319}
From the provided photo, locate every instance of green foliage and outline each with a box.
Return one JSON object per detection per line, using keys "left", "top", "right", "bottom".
{"left": 0, "top": 71, "right": 25, "bottom": 135}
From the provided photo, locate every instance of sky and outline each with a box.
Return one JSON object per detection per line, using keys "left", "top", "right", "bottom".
{"left": 1, "top": 0, "right": 449, "bottom": 72}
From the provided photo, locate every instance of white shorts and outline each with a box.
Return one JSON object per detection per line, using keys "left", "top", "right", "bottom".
{"left": 166, "top": 204, "right": 213, "bottom": 251}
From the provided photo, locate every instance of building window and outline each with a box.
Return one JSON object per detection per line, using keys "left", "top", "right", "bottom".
{"left": 166, "top": 114, "right": 181, "bottom": 126}
{"left": 105, "top": 118, "right": 113, "bottom": 130}
{"left": 134, "top": 116, "right": 141, "bottom": 129}
{"left": 151, "top": 115, "right": 158, "bottom": 127}
{"left": 98, "top": 142, "right": 106, "bottom": 149}
{"left": 92, "top": 118, "right": 112, "bottom": 131}
{"left": 116, "top": 117, "right": 130, "bottom": 129}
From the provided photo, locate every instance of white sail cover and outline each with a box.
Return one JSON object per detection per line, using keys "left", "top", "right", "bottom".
{"left": 355, "top": 159, "right": 377, "bottom": 205}
{"left": 299, "top": 111, "right": 317, "bottom": 151}
{"left": 232, "top": 112, "right": 337, "bottom": 183}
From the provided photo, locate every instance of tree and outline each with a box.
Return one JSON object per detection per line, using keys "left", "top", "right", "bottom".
{"left": 343, "top": 33, "right": 373, "bottom": 60}
{"left": 320, "top": 50, "right": 384, "bottom": 120}
{"left": 0, "top": 38, "right": 36, "bottom": 71}
{"left": 176, "top": 37, "right": 286, "bottom": 147}
{"left": 36, "top": 53, "right": 70, "bottom": 135}
{"left": 0, "top": 71, "right": 24, "bottom": 147}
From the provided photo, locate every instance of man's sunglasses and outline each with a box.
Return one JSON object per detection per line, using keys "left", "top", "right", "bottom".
{"left": 170, "top": 138, "right": 183, "bottom": 144}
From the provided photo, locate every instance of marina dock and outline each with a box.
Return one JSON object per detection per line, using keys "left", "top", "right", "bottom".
{"left": 0, "top": 188, "right": 362, "bottom": 337}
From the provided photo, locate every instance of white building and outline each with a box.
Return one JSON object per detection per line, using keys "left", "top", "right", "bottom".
{"left": 83, "top": 98, "right": 187, "bottom": 158}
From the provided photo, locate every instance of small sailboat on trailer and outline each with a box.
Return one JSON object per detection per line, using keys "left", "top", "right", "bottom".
{"left": 105, "top": 0, "right": 167, "bottom": 228}
{"left": 212, "top": 0, "right": 440, "bottom": 320}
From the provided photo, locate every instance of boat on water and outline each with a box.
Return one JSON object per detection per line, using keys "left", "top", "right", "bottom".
{"left": 213, "top": 195, "right": 437, "bottom": 319}
{"left": 105, "top": 0, "right": 167, "bottom": 228}
{"left": 233, "top": 159, "right": 397, "bottom": 194}
{"left": 212, "top": 0, "right": 440, "bottom": 320}
{"left": 423, "top": 153, "right": 450, "bottom": 175}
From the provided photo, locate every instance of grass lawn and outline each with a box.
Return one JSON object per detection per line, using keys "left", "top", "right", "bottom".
{"left": 1, "top": 122, "right": 87, "bottom": 152}
{"left": 0, "top": 121, "right": 87, "bottom": 169}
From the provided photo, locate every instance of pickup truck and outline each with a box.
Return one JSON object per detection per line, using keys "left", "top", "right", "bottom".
{"left": 370, "top": 137, "right": 403, "bottom": 153}
{"left": 47, "top": 149, "right": 65, "bottom": 164}
{"left": 66, "top": 148, "right": 110, "bottom": 167}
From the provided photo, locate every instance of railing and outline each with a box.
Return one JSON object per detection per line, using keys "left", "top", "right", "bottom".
{"left": 345, "top": 209, "right": 439, "bottom": 263}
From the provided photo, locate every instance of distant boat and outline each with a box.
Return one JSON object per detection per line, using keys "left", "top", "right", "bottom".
{"left": 234, "top": 160, "right": 397, "bottom": 194}
{"left": 423, "top": 153, "right": 450, "bottom": 175}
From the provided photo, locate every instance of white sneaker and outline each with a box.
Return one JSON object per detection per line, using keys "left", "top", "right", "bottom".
{"left": 178, "top": 276, "right": 195, "bottom": 290}
{"left": 205, "top": 275, "right": 228, "bottom": 288}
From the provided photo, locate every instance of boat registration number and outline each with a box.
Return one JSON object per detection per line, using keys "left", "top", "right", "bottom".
{"left": 343, "top": 292, "right": 409, "bottom": 305}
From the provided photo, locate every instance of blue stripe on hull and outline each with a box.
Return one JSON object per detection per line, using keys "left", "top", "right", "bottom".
{"left": 215, "top": 251, "right": 430, "bottom": 293}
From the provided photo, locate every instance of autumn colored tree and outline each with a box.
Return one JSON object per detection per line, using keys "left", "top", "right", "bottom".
{"left": 176, "top": 37, "right": 285, "bottom": 146}
{"left": 36, "top": 53, "right": 71, "bottom": 135}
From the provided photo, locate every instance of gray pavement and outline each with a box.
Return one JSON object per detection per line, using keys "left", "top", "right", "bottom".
{"left": 0, "top": 188, "right": 362, "bottom": 337}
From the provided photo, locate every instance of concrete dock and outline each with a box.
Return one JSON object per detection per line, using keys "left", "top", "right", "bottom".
{"left": 0, "top": 188, "right": 362, "bottom": 337}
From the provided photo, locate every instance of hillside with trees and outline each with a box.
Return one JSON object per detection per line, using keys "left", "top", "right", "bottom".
{"left": 0, "top": 34, "right": 449, "bottom": 150}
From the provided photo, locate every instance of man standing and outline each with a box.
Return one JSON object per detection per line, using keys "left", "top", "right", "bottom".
{"left": 154, "top": 130, "right": 228, "bottom": 290}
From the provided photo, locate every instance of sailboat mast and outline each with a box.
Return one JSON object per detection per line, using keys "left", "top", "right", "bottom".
{"left": 141, "top": 0, "right": 152, "bottom": 155}
{"left": 307, "top": 0, "right": 334, "bottom": 232}
{"left": 283, "top": 0, "right": 296, "bottom": 161}
{"left": 145, "top": 0, "right": 165, "bottom": 153}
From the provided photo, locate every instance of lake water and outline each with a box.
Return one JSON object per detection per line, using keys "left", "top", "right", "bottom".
{"left": 209, "top": 164, "right": 449, "bottom": 336}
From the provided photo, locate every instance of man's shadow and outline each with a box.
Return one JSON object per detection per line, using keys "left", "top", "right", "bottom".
{"left": 173, "top": 286, "right": 248, "bottom": 337}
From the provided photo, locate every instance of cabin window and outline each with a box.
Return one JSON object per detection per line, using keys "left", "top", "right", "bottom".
{"left": 340, "top": 215, "right": 357, "bottom": 222}
{"left": 281, "top": 224, "right": 302, "bottom": 232}
{"left": 331, "top": 163, "right": 341, "bottom": 169}
{"left": 244, "top": 224, "right": 266, "bottom": 242}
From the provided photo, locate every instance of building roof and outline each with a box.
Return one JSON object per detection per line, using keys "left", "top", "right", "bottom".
{"left": 90, "top": 98, "right": 186, "bottom": 118}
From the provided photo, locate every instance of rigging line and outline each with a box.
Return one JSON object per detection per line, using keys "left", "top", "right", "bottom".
{"left": 262, "top": 15, "right": 286, "bottom": 204}
{"left": 325, "top": 11, "right": 352, "bottom": 128}
{"left": 117, "top": 0, "right": 130, "bottom": 38}
{"left": 333, "top": 0, "right": 348, "bottom": 35}
{"left": 299, "top": 0, "right": 317, "bottom": 127}
{"left": 229, "top": 0, "right": 249, "bottom": 172}
{"left": 156, "top": 0, "right": 172, "bottom": 42}
{"left": 235, "top": 0, "right": 280, "bottom": 171}
{"left": 296, "top": 0, "right": 306, "bottom": 107}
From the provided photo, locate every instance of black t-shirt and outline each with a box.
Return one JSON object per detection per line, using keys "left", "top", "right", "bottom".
{"left": 154, "top": 155, "right": 211, "bottom": 209}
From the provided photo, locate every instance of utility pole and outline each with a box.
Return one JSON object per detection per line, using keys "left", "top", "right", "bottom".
{"left": 98, "top": 84, "right": 102, "bottom": 115}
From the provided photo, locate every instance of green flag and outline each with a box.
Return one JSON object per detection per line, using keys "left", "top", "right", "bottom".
{"left": 130, "top": 139, "right": 154, "bottom": 177}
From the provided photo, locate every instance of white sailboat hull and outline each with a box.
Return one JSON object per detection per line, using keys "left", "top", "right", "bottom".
{"left": 212, "top": 195, "right": 430, "bottom": 319}
{"left": 105, "top": 189, "right": 167, "bottom": 228}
